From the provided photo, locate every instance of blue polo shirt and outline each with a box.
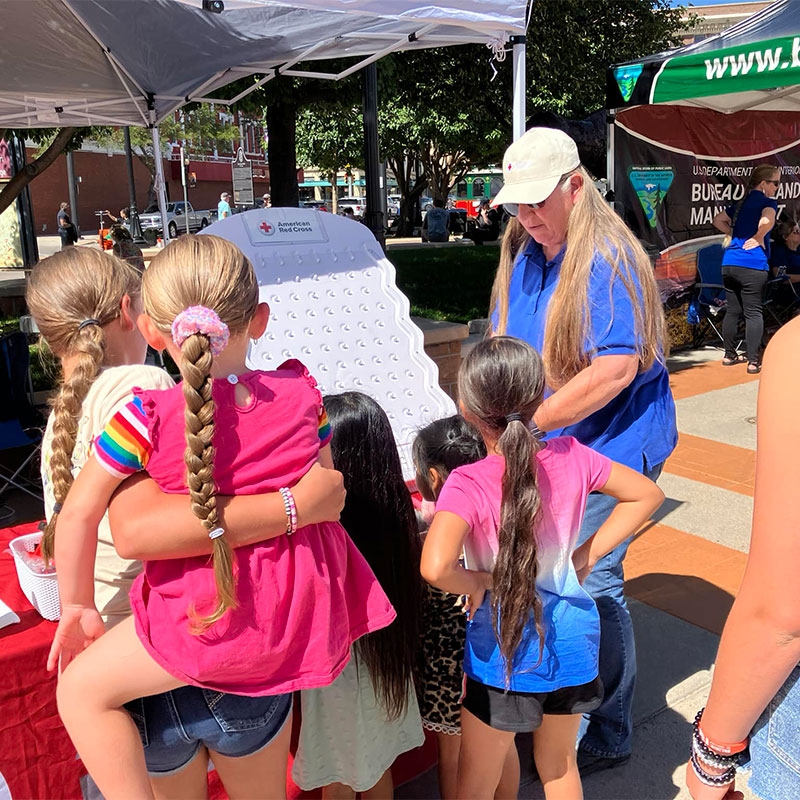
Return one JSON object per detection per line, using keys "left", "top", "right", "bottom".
{"left": 770, "top": 243, "right": 800, "bottom": 275}
{"left": 722, "top": 190, "right": 777, "bottom": 271}
{"left": 501, "top": 240, "right": 677, "bottom": 472}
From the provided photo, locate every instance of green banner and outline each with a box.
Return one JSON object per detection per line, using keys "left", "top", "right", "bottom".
{"left": 652, "top": 35, "right": 800, "bottom": 104}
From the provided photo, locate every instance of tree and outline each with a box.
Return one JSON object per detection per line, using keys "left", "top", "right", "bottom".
{"left": 378, "top": 45, "right": 509, "bottom": 235}
{"left": 295, "top": 105, "right": 364, "bottom": 213}
{"left": 0, "top": 128, "right": 92, "bottom": 216}
{"left": 524, "top": 0, "right": 688, "bottom": 120}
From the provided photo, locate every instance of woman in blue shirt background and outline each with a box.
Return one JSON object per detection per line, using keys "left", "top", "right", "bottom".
{"left": 713, "top": 165, "right": 780, "bottom": 374}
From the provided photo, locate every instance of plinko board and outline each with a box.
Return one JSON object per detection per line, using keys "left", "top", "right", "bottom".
{"left": 202, "top": 208, "right": 456, "bottom": 479}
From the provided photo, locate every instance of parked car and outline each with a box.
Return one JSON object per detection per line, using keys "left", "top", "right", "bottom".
{"left": 337, "top": 196, "right": 366, "bottom": 219}
{"left": 139, "top": 201, "right": 212, "bottom": 239}
{"left": 299, "top": 200, "right": 330, "bottom": 212}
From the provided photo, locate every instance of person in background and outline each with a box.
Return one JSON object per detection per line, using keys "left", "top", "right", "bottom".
{"left": 262, "top": 193, "right": 271, "bottom": 208}
{"left": 218, "top": 192, "right": 232, "bottom": 220}
{"left": 105, "top": 208, "right": 130, "bottom": 229}
{"left": 489, "top": 127, "right": 677, "bottom": 777}
{"left": 462, "top": 199, "right": 501, "bottom": 245}
{"left": 713, "top": 165, "right": 780, "bottom": 374}
{"left": 109, "top": 225, "right": 145, "bottom": 273}
{"left": 340, "top": 207, "right": 356, "bottom": 220}
{"left": 57, "top": 202, "right": 76, "bottom": 249}
{"left": 422, "top": 198, "right": 450, "bottom": 243}
{"left": 685, "top": 319, "right": 800, "bottom": 800}
{"left": 767, "top": 219, "right": 800, "bottom": 319}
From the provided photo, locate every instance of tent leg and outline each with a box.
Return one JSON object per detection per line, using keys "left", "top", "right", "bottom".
{"left": 362, "top": 62, "right": 385, "bottom": 250}
{"left": 607, "top": 112, "right": 616, "bottom": 193}
{"left": 151, "top": 125, "right": 170, "bottom": 244}
{"left": 511, "top": 36, "right": 526, "bottom": 141}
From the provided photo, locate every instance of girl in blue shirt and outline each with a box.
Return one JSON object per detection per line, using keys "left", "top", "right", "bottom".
{"left": 713, "top": 165, "right": 780, "bottom": 373}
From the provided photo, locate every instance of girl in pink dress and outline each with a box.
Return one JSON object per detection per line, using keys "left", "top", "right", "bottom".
{"left": 47, "top": 234, "right": 396, "bottom": 799}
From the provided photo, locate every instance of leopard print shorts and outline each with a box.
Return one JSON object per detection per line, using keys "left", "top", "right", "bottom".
{"left": 420, "top": 584, "right": 467, "bottom": 735}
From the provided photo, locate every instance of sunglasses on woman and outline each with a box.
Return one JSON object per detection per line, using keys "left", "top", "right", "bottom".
{"left": 503, "top": 174, "right": 575, "bottom": 217}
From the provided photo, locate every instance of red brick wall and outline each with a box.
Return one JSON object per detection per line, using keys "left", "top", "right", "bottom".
{"left": 26, "top": 149, "right": 271, "bottom": 235}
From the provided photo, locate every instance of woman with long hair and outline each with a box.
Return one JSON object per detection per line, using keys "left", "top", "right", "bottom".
{"left": 713, "top": 165, "right": 780, "bottom": 373}
{"left": 487, "top": 127, "right": 677, "bottom": 776}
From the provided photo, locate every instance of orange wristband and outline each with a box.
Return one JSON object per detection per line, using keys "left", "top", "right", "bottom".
{"left": 697, "top": 724, "right": 748, "bottom": 756}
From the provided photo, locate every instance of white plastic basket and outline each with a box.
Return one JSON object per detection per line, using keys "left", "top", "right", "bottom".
{"left": 9, "top": 532, "right": 61, "bottom": 621}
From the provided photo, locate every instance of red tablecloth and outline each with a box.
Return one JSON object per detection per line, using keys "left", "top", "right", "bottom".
{"left": 0, "top": 521, "right": 86, "bottom": 800}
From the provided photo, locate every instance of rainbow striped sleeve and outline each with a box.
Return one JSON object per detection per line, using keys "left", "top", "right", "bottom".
{"left": 318, "top": 405, "right": 332, "bottom": 447}
{"left": 94, "top": 396, "right": 153, "bottom": 479}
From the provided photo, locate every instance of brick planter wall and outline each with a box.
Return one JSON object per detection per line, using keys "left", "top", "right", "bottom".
{"left": 412, "top": 316, "right": 469, "bottom": 399}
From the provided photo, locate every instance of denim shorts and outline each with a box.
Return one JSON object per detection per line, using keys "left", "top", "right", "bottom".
{"left": 746, "top": 665, "right": 800, "bottom": 800}
{"left": 125, "top": 686, "right": 292, "bottom": 776}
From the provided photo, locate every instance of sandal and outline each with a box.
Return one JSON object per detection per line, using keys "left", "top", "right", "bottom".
{"left": 747, "top": 362, "right": 761, "bottom": 374}
{"left": 722, "top": 355, "right": 745, "bottom": 366}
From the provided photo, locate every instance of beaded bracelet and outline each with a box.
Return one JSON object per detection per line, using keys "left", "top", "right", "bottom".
{"left": 690, "top": 751, "right": 736, "bottom": 787}
{"left": 279, "top": 487, "right": 298, "bottom": 535}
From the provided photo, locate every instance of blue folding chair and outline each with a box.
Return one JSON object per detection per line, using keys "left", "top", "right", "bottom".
{"left": 689, "top": 244, "right": 727, "bottom": 349}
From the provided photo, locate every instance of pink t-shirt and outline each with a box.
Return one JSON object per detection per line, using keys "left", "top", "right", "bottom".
{"left": 97, "top": 361, "right": 396, "bottom": 696}
{"left": 436, "top": 436, "right": 612, "bottom": 691}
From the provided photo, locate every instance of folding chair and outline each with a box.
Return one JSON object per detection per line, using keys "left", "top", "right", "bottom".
{"left": 689, "top": 244, "right": 728, "bottom": 349}
{"left": 763, "top": 271, "right": 800, "bottom": 332}
{"left": 0, "top": 331, "right": 44, "bottom": 522}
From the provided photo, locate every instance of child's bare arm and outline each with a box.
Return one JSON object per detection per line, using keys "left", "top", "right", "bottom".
{"left": 421, "top": 511, "right": 492, "bottom": 618}
{"left": 109, "top": 461, "right": 345, "bottom": 560}
{"left": 48, "top": 458, "right": 124, "bottom": 670}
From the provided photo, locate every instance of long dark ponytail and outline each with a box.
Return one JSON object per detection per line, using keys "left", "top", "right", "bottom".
{"left": 324, "top": 392, "right": 423, "bottom": 718}
{"left": 457, "top": 336, "right": 546, "bottom": 684}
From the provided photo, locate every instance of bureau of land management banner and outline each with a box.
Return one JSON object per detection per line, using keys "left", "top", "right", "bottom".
{"left": 612, "top": 105, "right": 800, "bottom": 299}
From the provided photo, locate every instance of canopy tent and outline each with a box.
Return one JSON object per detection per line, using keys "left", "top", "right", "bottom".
{"left": 0, "top": 0, "right": 528, "bottom": 244}
{"left": 0, "top": 0, "right": 527, "bottom": 128}
{"left": 607, "top": 0, "right": 800, "bottom": 114}
{"left": 603, "top": 0, "right": 800, "bottom": 299}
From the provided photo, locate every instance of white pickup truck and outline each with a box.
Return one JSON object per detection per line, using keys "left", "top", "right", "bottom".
{"left": 138, "top": 201, "right": 212, "bottom": 239}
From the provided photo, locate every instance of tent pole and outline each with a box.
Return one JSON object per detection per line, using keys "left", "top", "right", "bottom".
{"left": 607, "top": 111, "right": 615, "bottom": 194}
{"left": 151, "top": 125, "right": 170, "bottom": 244}
{"left": 511, "top": 35, "right": 526, "bottom": 141}
{"left": 363, "top": 62, "right": 385, "bottom": 250}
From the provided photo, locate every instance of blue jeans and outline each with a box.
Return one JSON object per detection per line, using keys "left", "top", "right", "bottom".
{"left": 746, "top": 665, "right": 800, "bottom": 800}
{"left": 576, "top": 460, "right": 664, "bottom": 760}
{"left": 125, "top": 687, "right": 292, "bottom": 776}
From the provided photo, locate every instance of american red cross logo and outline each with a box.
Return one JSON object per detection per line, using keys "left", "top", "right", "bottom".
{"left": 259, "top": 221, "right": 274, "bottom": 236}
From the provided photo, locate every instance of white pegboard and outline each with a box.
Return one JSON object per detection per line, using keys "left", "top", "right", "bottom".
{"left": 202, "top": 208, "right": 456, "bottom": 478}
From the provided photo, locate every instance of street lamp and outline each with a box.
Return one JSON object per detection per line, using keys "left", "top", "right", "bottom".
{"left": 123, "top": 127, "right": 147, "bottom": 246}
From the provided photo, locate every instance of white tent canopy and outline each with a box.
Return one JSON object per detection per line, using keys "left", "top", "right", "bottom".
{"left": 0, "top": 0, "right": 527, "bottom": 129}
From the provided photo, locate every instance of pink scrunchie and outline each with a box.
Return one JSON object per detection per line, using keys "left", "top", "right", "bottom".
{"left": 171, "top": 305, "right": 230, "bottom": 357}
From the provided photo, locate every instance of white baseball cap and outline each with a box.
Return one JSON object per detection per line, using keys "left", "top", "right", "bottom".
{"left": 492, "top": 128, "right": 580, "bottom": 208}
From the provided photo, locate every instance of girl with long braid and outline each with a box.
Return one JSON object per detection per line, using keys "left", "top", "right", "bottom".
{"left": 46, "top": 234, "right": 395, "bottom": 799}
{"left": 421, "top": 336, "right": 663, "bottom": 800}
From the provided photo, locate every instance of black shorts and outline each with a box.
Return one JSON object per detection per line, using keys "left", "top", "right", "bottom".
{"left": 462, "top": 675, "right": 604, "bottom": 733}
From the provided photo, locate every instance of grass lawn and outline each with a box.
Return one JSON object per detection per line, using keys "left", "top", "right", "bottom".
{"left": 388, "top": 245, "right": 500, "bottom": 323}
